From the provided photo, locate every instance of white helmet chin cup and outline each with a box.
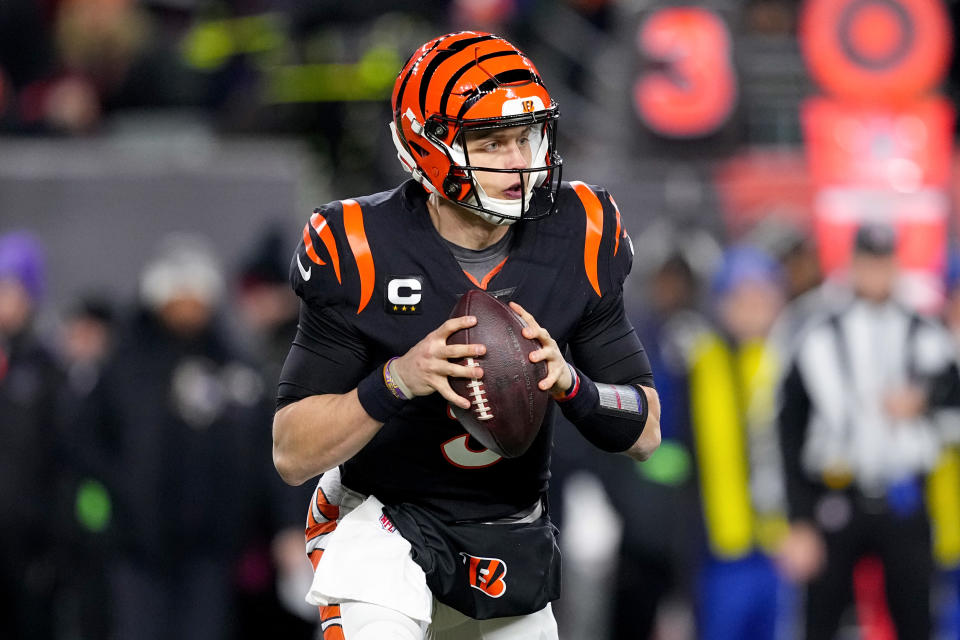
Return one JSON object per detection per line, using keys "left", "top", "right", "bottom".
{"left": 471, "top": 180, "right": 524, "bottom": 225}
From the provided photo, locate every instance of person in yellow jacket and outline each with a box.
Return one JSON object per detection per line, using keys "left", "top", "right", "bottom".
{"left": 933, "top": 250, "right": 960, "bottom": 636}
{"left": 688, "top": 245, "right": 792, "bottom": 640}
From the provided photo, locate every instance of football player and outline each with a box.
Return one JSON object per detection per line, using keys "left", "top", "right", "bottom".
{"left": 273, "top": 31, "right": 661, "bottom": 639}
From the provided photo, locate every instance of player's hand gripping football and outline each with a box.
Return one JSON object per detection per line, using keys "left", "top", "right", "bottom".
{"left": 391, "top": 315, "right": 485, "bottom": 410}
{"left": 509, "top": 302, "right": 573, "bottom": 395}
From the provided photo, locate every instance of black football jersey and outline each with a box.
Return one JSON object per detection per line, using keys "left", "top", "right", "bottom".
{"left": 278, "top": 179, "right": 649, "bottom": 521}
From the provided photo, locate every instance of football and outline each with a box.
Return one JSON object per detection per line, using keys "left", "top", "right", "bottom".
{"left": 446, "top": 290, "right": 549, "bottom": 458}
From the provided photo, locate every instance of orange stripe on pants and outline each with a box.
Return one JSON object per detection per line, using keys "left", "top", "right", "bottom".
{"left": 320, "top": 605, "right": 345, "bottom": 639}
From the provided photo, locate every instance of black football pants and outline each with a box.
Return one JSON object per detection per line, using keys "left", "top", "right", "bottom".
{"left": 804, "top": 496, "right": 932, "bottom": 640}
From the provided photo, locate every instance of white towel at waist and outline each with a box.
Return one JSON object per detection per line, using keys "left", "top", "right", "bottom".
{"left": 305, "top": 493, "right": 433, "bottom": 624}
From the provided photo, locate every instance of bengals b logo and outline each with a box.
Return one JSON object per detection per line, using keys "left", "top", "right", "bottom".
{"left": 459, "top": 553, "right": 507, "bottom": 598}
{"left": 521, "top": 100, "right": 535, "bottom": 113}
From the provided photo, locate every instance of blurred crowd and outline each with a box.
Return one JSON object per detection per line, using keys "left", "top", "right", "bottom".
{"left": 0, "top": 226, "right": 318, "bottom": 640}
{"left": 0, "top": 0, "right": 808, "bottom": 195}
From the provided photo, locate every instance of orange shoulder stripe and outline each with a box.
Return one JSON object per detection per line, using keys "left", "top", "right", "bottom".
{"left": 310, "top": 212, "right": 341, "bottom": 284}
{"left": 342, "top": 200, "right": 375, "bottom": 314}
{"left": 571, "top": 181, "right": 604, "bottom": 297}
{"left": 303, "top": 223, "right": 325, "bottom": 265}
{"left": 610, "top": 194, "right": 622, "bottom": 257}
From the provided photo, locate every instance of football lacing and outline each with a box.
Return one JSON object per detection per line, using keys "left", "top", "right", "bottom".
{"left": 465, "top": 357, "right": 493, "bottom": 421}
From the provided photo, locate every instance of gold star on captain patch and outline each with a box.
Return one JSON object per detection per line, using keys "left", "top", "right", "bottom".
{"left": 410, "top": 306, "right": 416, "bottom": 311}
{"left": 393, "top": 305, "right": 398, "bottom": 311}
{"left": 402, "top": 306, "right": 407, "bottom": 311}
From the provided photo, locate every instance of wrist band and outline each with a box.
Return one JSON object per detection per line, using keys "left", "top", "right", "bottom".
{"left": 556, "top": 366, "right": 650, "bottom": 452}
{"left": 383, "top": 357, "right": 412, "bottom": 400}
{"left": 556, "top": 367, "right": 600, "bottom": 421}
{"left": 553, "top": 363, "right": 580, "bottom": 402}
{"left": 357, "top": 364, "right": 406, "bottom": 423}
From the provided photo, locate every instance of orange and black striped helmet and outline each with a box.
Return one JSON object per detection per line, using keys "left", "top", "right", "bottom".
{"left": 389, "top": 31, "right": 562, "bottom": 225}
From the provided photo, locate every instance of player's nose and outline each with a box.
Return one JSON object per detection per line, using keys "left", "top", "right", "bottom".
{"left": 506, "top": 142, "right": 529, "bottom": 169}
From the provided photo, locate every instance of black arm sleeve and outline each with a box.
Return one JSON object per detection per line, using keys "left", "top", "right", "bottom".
{"left": 276, "top": 301, "right": 370, "bottom": 410}
{"left": 778, "top": 361, "right": 818, "bottom": 522}
{"left": 560, "top": 292, "right": 655, "bottom": 452}
{"left": 568, "top": 292, "right": 654, "bottom": 388}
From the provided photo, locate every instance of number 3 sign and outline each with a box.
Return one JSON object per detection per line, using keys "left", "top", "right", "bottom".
{"left": 633, "top": 7, "right": 737, "bottom": 138}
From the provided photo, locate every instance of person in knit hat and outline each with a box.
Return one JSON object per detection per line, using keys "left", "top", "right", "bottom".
{"left": 0, "top": 230, "right": 46, "bottom": 339}
{"left": 73, "top": 232, "right": 268, "bottom": 640}
{"left": 0, "top": 230, "right": 65, "bottom": 640}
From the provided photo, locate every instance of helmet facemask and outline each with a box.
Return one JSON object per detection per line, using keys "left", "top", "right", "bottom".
{"left": 439, "top": 112, "right": 562, "bottom": 225}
